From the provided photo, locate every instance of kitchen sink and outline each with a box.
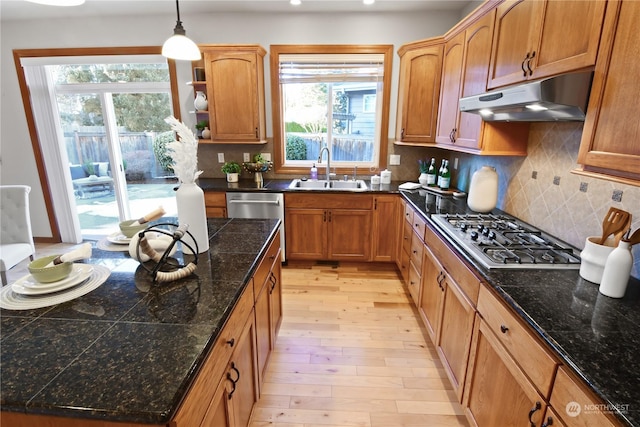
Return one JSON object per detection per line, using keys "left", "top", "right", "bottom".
{"left": 288, "top": 179, "right": 368, "bottom": 191}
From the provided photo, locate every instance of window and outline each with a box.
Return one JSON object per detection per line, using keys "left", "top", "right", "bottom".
{"left": 270, "top": 45, "right": 393, "bottom": 174}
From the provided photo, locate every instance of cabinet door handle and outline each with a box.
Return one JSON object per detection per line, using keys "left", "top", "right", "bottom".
{"left": 328, "top": 211, "right": 332, "bottom": 222}
{"left": 323, "top": 211, "right": 327, "bottom": 222}
{"left": 528, "top": 401, "right": 541, "bottom": 427}
{"left": 227, "top": 362, "right": 240, "bottom": 400}
{"left": 255, "top": 127, "right": 259, "bottom": 138}
{"left": 541, "top": 416, "right": 554, "bottom": 427}
{"left": 269, "top": 271, "right": 277, "bottom": 294}
{"left": 500, "top": 325, "right": 509, "bottom": 334}
{"left": 521, "top": 52, "right": 530, "bottom": 77}
{"left": 526, "top": 51, "right": 536, "bottom": 76}
{"left": 401, "top": 128, "right": 405, "bottom": 139}
{"left": 226, "top": 338, "right": 235, "bottom": 347}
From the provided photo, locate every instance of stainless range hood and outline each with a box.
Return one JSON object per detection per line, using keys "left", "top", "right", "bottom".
{"left": 459, "top": 71, "right": 593, "bottom": 122}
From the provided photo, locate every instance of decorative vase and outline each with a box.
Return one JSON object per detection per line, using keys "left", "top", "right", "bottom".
{"left": 175, "top": 182, "right": 209, "bottom": 254}
{"left": 201, "top": 127, "right": 211, "bottom": 139}
{"left": 226, "top": 173, "right": 239, "bottom": 183}
{"left": 194, "top": 91, "right": 208, "bottom": 111}
{"left": 467, "top": 166, "right": 498, "bottom": 213}
{"left": 418, "top": 173, "right": 428, "bottom": 185}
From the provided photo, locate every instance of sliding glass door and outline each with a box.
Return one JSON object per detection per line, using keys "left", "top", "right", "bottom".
{"left": 52, "top": 62, "right": 178, "bottom": 238}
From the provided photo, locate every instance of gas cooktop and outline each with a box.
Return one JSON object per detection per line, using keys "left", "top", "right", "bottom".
{"left": 431, "top": 213, "right": 581, "bottom": 270}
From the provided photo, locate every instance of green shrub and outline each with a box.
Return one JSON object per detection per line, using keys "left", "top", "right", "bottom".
{"left": 153, "top": 131, "right": 175, "bottom": 172}
{"left": 285, "top": 121, "right": 305, "bottom": 132}
{"left": 286, "top": 134, "right": 307, "bottom": 160}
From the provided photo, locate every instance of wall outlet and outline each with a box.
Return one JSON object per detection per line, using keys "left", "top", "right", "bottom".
{"left": 261, "top": 152, "right": 271, "bottom": 161}
{"left": 390, "top": 154, "right": 401, "bottom": 165}
{"left": 243, "top": 153, "right": 250, "bottom": 162}
{"left": 218, "top": 153, "right": 225, "bottom": 163}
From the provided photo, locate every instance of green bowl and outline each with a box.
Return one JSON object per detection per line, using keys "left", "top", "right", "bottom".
{"left": 28, "top": 255, "right": 73, "bottom": 283}
{"left": 119, "top": 220, "right": 147, "bottom": 238}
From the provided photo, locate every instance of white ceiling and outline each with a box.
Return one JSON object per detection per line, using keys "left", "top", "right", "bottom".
{"left": 0, "top": 0, "right": 477, "bottom": 21}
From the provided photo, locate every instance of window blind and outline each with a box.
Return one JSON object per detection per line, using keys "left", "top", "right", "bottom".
{"left": 279, "top": 54, "right": 384, "bottom": 83}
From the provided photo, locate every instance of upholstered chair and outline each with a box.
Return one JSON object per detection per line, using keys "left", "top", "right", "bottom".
{"left": 0, "top": 185, "right": 36, "bottom": 285}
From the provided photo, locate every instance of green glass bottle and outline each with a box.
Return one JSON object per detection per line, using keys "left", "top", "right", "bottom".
{"left": 427, "top": 158, "right": 437, "bottom": 186}
{"left": 440, "top": 160, "right": 451, "bottom": 190}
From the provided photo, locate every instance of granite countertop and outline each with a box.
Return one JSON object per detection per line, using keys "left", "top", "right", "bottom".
{"left": 0, "top": 218, "right": 280, "bottom": 424}
{"left": 197, "top": 177, "right": 403, "bottom": 193}
{"left": 402, "top": 188, "right": 640, "bottom": 427}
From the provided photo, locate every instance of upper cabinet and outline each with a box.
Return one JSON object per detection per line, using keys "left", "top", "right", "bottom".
{"left": 436, "top": 7, "right": 529, "bottom": 155}
{"left": 395, "top": 38, "right": 444, "bottom": 145}
{"left": 487, "top": 0, "right": 606, "bottom": 89}
{"left": 194, "top": 45, "right": 267, "bottom": 144}
{"left": 575, "top": 0, "right": 640, "bottom": 185}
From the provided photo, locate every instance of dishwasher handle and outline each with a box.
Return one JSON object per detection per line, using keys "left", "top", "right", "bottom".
{"left": 228, "top": 199, "right": 281, "bottom": 206}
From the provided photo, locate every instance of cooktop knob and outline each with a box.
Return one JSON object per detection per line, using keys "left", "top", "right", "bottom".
{"left": 470, "top": 231, "right": 479, "bottom": 241}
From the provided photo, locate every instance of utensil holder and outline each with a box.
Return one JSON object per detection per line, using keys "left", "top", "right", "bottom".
{"left": 579, "top": 236, "right": 616, "bottom": 284}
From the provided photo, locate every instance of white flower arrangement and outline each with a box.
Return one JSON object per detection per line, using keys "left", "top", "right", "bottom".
{"left": 164, "top": 116, "right": 203, "bottom": 184}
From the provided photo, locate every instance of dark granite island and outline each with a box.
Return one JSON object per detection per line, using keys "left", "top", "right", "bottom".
{"left": 0, "top": 218, "right": 280, "bottom": 426}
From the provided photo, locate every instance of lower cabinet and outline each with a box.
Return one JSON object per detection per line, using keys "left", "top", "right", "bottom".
{"left": 285, "top": 194, "right": 372, "bottom": 261}
{"left": 463, "top": 314, "right": 548, "bottom": 427}
{"left": 204, "top": 191, "right": 227, "bottom": 218}
{"left": 371, "top": 195, "right": 399, "bottom": 262}
{"left": 200, "top": 312, "right": 259, "bottom": 427}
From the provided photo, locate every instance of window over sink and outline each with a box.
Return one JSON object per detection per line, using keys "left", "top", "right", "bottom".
{"left": 270, "top": 45, "right": 393, "bottom": 175}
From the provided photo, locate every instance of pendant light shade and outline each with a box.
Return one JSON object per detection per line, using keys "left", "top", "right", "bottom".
{"left": 162, "top": 0, "right": 201, "bottom": 61}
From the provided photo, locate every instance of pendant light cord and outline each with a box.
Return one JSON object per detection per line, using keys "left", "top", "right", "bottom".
{"left": 173, "top": 0, "right": 186, "bottom": 35}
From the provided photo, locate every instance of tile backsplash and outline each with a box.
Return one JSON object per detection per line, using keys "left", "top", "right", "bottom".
{"left": 452, "top": 122, "right": 640, "bottom": 280}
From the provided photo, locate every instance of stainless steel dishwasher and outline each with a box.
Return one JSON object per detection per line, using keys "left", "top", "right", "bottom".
{"left": 226, "top": 192, "right": 285, "bottom": 261}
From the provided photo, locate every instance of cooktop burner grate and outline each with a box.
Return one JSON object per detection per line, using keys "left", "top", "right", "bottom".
{"left": 431, "top": 213, "right": 581, "bottom": 269}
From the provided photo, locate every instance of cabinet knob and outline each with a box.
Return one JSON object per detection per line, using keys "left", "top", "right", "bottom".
{"left": 401, "top": 128, "right": 405, "bottom": 139}
{"left": 226, "top": 338, "right": 235, "bottom": 347}
{"left": 521, "top": 52, "right": 530, "bottom": 77}
{"left": 526, "top": 51, "right": 536, "bottom": 76}
{"left": 500, "top": 325, "right": 509, "bottom": 334}
{"left": 541, "top": 416, "right": 554, "bottom": 427}
{"left": 528, "top": 401, "right": 541, "bottom": 427}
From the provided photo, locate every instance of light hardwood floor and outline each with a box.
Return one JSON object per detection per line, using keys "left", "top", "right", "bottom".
{"left": 250, "top": 260, "right": 469, "bottom": 427}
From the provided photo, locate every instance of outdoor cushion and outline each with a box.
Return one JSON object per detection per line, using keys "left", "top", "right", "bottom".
{"left": 70, "top": 164, "right": 85, "bottom": 180}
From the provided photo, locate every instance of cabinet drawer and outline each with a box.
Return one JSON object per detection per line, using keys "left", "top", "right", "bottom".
{"left": 477, "top": 285, "right": 558, "bottom": 398}
{"left": 550, "top": 367, "right": 618, "bottom": 427}
{"left": 404, "top": 202, "right": 414, "bottom": 224}
{"left": 411, "top": 212, "right": 426, "bottom": 241}
{"left": 204, "top": 191, "right": 226, "bottom": 207}
{"left": 285, "top": 193, "right": 373, "bottom": 209}
{"left": 252, "top": 231, "right": 281, "bottom": 301}
{"left": 173, "top": 282, "right": 254, "bottom": 426}
{"left": 399, "top": 245, "right": 410, "bottom": 284}
{"left": 410, "top": 232, "right": 424, "bottom": 271}
{"left": 425, "top": 225, "right": 480, "bottom": 305}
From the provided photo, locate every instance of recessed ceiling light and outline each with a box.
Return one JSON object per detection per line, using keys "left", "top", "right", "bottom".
{"left": 290, "top": 0, "right": 301, "bottom": 5}
{"left": 363, "top": 0, "right": 375, "bottom": 4}
{"left": 525, "top": 104, "right": 548, "bottom": 111}
{"left": 24, "top": 0, "right": 85, "bottom": 5}
{"left": 479, "top": 109, "right": 493, "bottom": 116}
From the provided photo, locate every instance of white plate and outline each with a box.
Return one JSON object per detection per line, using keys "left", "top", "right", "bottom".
{"left": 107, "top": 231, "right": 131, "bottom": 245}
{"left": 12, "top": 264, "right": 94, "bottom": 295}
{"left": 0, "top": 265, "right": 110, "bottom": 310}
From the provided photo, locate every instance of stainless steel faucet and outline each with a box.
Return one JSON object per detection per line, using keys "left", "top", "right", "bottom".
{"left": 318, "top": 147, "right": 331, "bottom": 181}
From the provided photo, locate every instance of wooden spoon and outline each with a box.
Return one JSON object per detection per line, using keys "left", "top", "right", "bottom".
{"left": 625, "top": 227, "right": 640, "bottom": 246}
{"left": 599, "top": 207, "right": 631, "bottom": 244}
{"left": 614, "top": 213, "right": 632, "bottom": 245}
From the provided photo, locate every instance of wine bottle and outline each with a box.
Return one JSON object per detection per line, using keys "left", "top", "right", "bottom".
{"left": 440, "top": 160, "right": 451, "bottom": 190}
{"left": 426, "top": 158, "right": 437, "bottom": 186}
{"left": 437, "top": 159, "right": 445, "bottom": 187}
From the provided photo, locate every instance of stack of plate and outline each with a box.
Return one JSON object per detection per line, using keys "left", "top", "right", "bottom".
{"left": 0, "top": 264, "right": 110, "bottom": 310}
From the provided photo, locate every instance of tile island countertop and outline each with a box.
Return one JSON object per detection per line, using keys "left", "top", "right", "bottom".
{"left": 0, "top": 218, "right": 280, "bottom": 425}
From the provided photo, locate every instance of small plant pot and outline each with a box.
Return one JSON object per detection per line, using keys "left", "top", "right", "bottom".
{"left": 226, "top": 173, "right": 239, "bottom": 183}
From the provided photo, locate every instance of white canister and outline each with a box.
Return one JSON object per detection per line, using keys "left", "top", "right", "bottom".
{"left": 579, "top": 236, "right": 616, "bottom": 284}
{"left": 467, "top": 166, "right": 498, "bottom": 213}
{"left": 371, "top": 175, "right": 380, "bottom": 185}
{"left": 380, "top": 169, "right": 392, "bottom": 184}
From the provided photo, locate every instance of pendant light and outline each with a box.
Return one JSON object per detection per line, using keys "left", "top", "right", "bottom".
{"left": 162, "top": 0, "right": 201, "bottom": 61}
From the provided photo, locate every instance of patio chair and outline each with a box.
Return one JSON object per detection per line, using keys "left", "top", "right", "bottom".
{"left": 0, "top": 185, "right": 36, "bottom": 285}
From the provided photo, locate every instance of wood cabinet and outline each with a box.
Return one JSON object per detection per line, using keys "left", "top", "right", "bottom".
{"left": 546, "top": 367, "right": 620, "bottom": 427}
{"left": 194, "top": 45, "right": 267, "bottom": 144}
{"left": 463, "top": 314, "right": 548, "bottom": 427}
{"left": 487, "top": 0, "right": 606, "bottom": 89}
{"left": 436, "top": 9, "right": 529, "bottom": 155}
{"left": 371, "top": 195, "right": 398, "bottom": 262}
{"left": 254, "top": 232, "right": 283, "bottom": 392}
{"left": 204, "top": 191, "right": 227, "bottom": 218}
{"left": 285, "top": 194, "right": 372, "bottom": 261}
{"left": 418, "top": 244, "right": 444, "bottom": 342}
{"left": 395, "top": 38, "right": 444, "bottom": 144}
{"left": 575, "top": 0, "right": 640, "bottom": 186}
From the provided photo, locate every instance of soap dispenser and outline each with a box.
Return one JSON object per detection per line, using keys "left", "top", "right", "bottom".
{"left": 310, "top": 163, "right": 318, "bottom": 180}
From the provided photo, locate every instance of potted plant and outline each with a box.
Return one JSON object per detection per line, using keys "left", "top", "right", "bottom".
{"left": 221, "top": 161, "right": 241, "bottom": 182}
{"left": 195, "top": 120, "right": 208, "bottom": 138}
